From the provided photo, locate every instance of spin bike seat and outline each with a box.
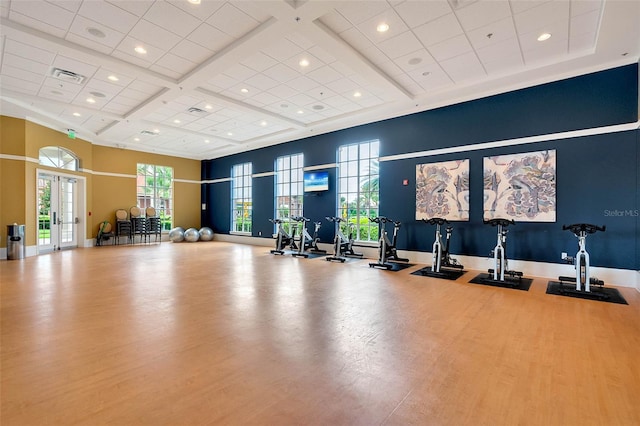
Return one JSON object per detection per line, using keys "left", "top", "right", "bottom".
{"left": 483, "top": 218, "right": 515, "bottom": 227}
{"left": 562, "top": 223, "right": 605, "bottom": 234}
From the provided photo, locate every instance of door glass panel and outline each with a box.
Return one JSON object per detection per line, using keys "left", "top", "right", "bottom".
{"left": 37, "top": 177, "right": 52, "bottom": 246}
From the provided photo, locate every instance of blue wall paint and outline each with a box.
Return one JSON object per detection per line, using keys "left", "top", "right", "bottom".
{"left": 202, "top": 65, "right": 639, "bottom": 270}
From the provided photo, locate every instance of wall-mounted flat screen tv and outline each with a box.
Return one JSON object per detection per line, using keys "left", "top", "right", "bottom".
{"left": 303, "top": 171, "right": 329, "bottom": 192}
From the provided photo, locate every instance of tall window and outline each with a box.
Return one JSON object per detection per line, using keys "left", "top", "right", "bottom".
{"left": 231, "top": 162, "right": 252, "bottom": 233}
{"left": 337, "top": 140, "right": 380, "bottom": 242}
{"left": 137, "top": 164, "right": 173, "bottom": 231}
{"left": 275, "top": 153, "right": 304, "bottom": 233}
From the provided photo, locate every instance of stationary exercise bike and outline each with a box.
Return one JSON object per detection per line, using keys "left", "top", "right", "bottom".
{"left": 269, "top": 218, "right": 298, "bottom": 255}
{"left": 421, "top": 218, "right": 463, "bottom": 276}
{"left": 369, "top": 217, "right": 409, "bottom": 269}
{"left": 325, "top": 217, "right": 363, "bottom": 262}
{"left": 291, "top": 216, "right": 326, "bottom": 258}
{"left": 559, "top": 223, "right": 606, "bottom": 293}
{"left": 484, "top": 218, "right": 523, "bottom": 283}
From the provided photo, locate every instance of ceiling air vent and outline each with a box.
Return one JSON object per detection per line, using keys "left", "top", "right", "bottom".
{"left": 187, "top": 107, "right": 207, "bottom": 115}
{"left": 50, "top": 68, "right": 86, "bottom": 84}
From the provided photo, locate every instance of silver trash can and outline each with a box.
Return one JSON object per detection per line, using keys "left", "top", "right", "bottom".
{"left": 7, "top": 224, "right": 25, "bottom": 260}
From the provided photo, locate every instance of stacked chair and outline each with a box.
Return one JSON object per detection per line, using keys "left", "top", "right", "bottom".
{"left": 145, "top": 207, "right": 162, "bottom": 244}
{"left": 130, "top": 206, "right": 146, "bottom": 244}
{"left": 115, "top": 209, "right": 132, "bottom": 245}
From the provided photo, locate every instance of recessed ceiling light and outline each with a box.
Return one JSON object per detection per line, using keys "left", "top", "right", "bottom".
{"left": 107, "top": 75, "right": 119, "bottom": 82}
{"left": 240, "top": 88, "right": 249, "bottom": 93}
{"left": 87, "top": 27, "right": 106, "bottom": 38}
{"left": 299, "top": 58, "right": 310, "bottom": 67}
{"left": 72, "top": 112, "right": 81, "bottom": 117}
{"left": 86, "top": 97, "right": 96, "bottom": 104}
{"left": 297, "top": 110, "right": 304, "bottom": 114}
{"left": 227, "top": 132, "right": 233, "bottom": 136}
{"left": 205, "top": 104, "right": 212, "bottom": 109}
{"left": 377, "top": 23, "right": 389, "bottom": 33}
{"left": 134, "top": 46, "right": 147, "bottom": 54}
{"left": 204, "top": 139, "right": 210, "bottom": 143}
{"left": 353, "top": 91, "right": 362, "bottom": 98}
{"left": 188, "top": 0, "right": 201, "bottom": 4}
{"left": 260, "top": 121, "right": 267, "bottom": 126}
{"left": 90, "top": 91, "right": 106, "bottom": 98}
{"left": 173, "top": 119, "right": 181, "bottom": 124}
{"left": 153, "top": 129, "right": 160, "bottom": 134}
{"left": 537, "top": 33, "right": 551, "bottom": 42}
{"left": 134, "top": 137, "right": 140, "bottom": 142}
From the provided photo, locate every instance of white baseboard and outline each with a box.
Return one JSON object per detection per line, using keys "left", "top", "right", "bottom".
{"left": 214, "top": 234, "right": 640, "bottom": 290}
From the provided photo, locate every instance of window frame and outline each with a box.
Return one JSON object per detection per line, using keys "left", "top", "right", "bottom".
{"left": 274, "top": 153, "right": 304, "bottom": 235}
{"left": 231, "top": 162, "right": 253, "bottom": 234}
{"left": 136, "top": 163, "right": 173, "bottom": 232}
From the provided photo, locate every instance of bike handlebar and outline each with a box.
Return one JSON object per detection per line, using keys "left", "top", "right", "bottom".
{"left": 421, "top": 217, "right": 448, "bottom": 226}
{"left": 562, "top": 223, "right": 605, "bottom": 234}
{"left": 483, "top": 218, "right": 515, "bottom": 227}
{"left": 291, "top": 216, "right": 310, "bottom": 222}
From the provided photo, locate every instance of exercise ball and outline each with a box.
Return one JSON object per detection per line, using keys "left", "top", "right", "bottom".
{"left": 199, "top": 227, "right": 214, "bottom": 241}
{"left": 169, "top": 227, "right": 185, "bottom": 242}
{"left": 184, "top": 227, "right": 200, "bottom": 242}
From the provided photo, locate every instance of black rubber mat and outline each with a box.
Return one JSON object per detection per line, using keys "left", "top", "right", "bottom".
{"left": 369, "top": 262, "right": 415, "bottom": 271}
{"left": 546, "top": 281, "right": 628, "bottom": 305}
{"left": 411, "top": 267, "right": 466, "bottom": 280}
{"left": 469, "top": 273, "right": 532, "bottom": 291}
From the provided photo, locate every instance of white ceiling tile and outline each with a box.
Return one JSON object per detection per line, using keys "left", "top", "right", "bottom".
{"left": 85, "top": 79, "right": 123, "bottom": 97}
{"left": 570, "top": 9, "right": 600, "bottom": 38}
{"left": 378, "top": 31, "right": 423, "bottom": 59}
{"left": 308, "top": 87, "right": 338, "bottom": 101}
{"left": 428, "top": 34, "right": 473, "bottom": 62}
{"left": 376, "top": 60, "right": 405, "bottom": 78}
{"left": 339, "top": 27, "right": 375, "bottom": 53}
{"left": 268, "top": 84, "right": 299, "bottom": 99}
{"left": 171, "top": 38, "right": 214, "bottom": 64}
{"left": 455, "top": 0, "right": 511, "bottom": 32}
{"left": 143, "top": 1, "right": 201, "bottom": 38}
{"left": 262, "top": 63, "right": 300, "bottom": 84}
{"left": 249, "top": 91, "right": 280, "bottom": 106}
{"left": 509, "top": 0, "right": 549, "bottom": 15}
{"left": 307, "top": 45, "right": 337, "bottom": 65}
{"left": 287, "top": 32, "right": 315, "bottom": 51}
{"left": 262, "top": 38, "right": 304, "bottom": 62}
{"left": 334, "top": 2, "right": 391, "bottom": 26}
{"left": 11, "top": 0, "right": 74, "bottom": 30}
{"left": 287, "top": 93, "right": 316, "bottom": 107}
{"left": 68, "top": 15, "right": 126, "bottom": 49}
{"left": 1, "top": 64, "right": 44, "bottom": 84}
{"left": 231, "top": 1, "right": 272, "bottom": 22}
{"left": 206, "top": 73, "right": 239, "bottom": 91}
{"left": 4, "top": 38, "right": 55, "bottom": 65}
{"left": 129, "top": 20, "right": 182, "bottom": 50}
{"left": 394, "top": 0, "right": 452, "bottom": 29}
{"left": 49, "top": 0, "right": 82, "bottom": 14}
{"left": 286, "top": 76, "right": 320, "bottom": 92}
{"left": 481, "top": 52, "right": 524, "bottom": 74}
{"left": 52, "top": 55, "right": 99, "bottom": 80}
{"left": 522, "top": 37, "right": 568, "bottom": 64}
{"left": 245, "top": 73, "right": 279, "bottom": 91}
{"left": 394, "top": 49, "right": 436, "bottom": 72}
{"left": 113, "top": 37, "right": 163, "bottom": 65}
{"left": 319, "top": 10, "right": 353, "bottom": 34}
{"left": 330, "top": 62, "right": 356, "bottom": 78}
{"left": 8, "top": 11, "right": 67, "bottom": 38}
{"left": 65, "top": 33, "right": 115, "bottom": 55}
{"left": 206, "top": 3, "right": 259, "bottom": 38}
{"left": 241, "top": 52, "right": 279, "bottom": 72}
{"left": 306, "top": 65, "right": 343, "bottom": 85}
{"left": 569, "top": 31, "right": 596, "bottom": 53}
{"left": 2, "top": 52, "right": 50, "bottom": 75}
{"left": 107, "top": 0, "right": 154, "bottom": 17}
{"left": 571, "top": 0, "right": 603, "bottom": 17}
{"left": 283, "top": 52, "right": 324, "bottom": 74}
{"left": 476, "top": 37, "right": 521, "bottom": 64}
{"left": 519, "top": 20, "right": 569, "bottom": 51}
{"left": 92, "top": 69, "right": 133, "bottom": 87}
{"left": 167, "top": 0, "right": 223, "bottom": 20}
{"left": 466, "top": 17, "right": 517, "bottom": 50}
{"left": 223, "top": 63, "right": 259, "bottom": 81}
{"left": 514, "top": 1, "right": 570, "bottom": 35}
{"left": 188, "top": 22, "right": 233, "bottom": 53}
{"left": 407, "top": 63, "right": 452, "bottom": 91}
{"left": 413, "top": 13, "right": 463, "bottom": 47}
{"left": 357, "top": 9, "right": 409, "bottom": 43}
{"left": 322, "top": 95, "right": 351, "bottom": 108}
{"left": 78, "top": 1, "right": 140, "bottom": 34}
{"left": 325, "top": 77, "right": 360, "bottom": 94}
{"left": 155, "top": 53, "right": 196, "bottom": 76}
{"left": 439, "top": 51, "right": 486, "bottom": 82}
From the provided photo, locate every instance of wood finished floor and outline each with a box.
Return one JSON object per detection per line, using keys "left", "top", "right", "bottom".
{"left": 1, "top": 242, "right": 639, "bottom": 425}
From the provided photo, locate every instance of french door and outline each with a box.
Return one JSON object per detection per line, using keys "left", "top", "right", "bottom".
{"left": 37, "top": 173, "right": 78, "bottom": 252}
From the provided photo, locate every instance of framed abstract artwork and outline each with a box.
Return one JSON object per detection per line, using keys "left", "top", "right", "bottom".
{"left": 483, "top": 149, "right": 556, "bottom": 222}
{"left": 416, "top": 159, "right": 469, "bottom": 221}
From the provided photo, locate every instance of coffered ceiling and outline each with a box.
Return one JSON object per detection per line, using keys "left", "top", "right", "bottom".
{"left": 1, "top": 0, "right": 638, "bottom": 160}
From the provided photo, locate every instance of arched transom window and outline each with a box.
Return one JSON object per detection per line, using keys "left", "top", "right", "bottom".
{"left": 39, "top": 146, "right": 79, "bottom": 171}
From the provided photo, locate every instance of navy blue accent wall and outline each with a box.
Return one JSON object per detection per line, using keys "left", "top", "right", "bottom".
{"left": 202, "top": 64, "right": 639, "bottom": 270}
